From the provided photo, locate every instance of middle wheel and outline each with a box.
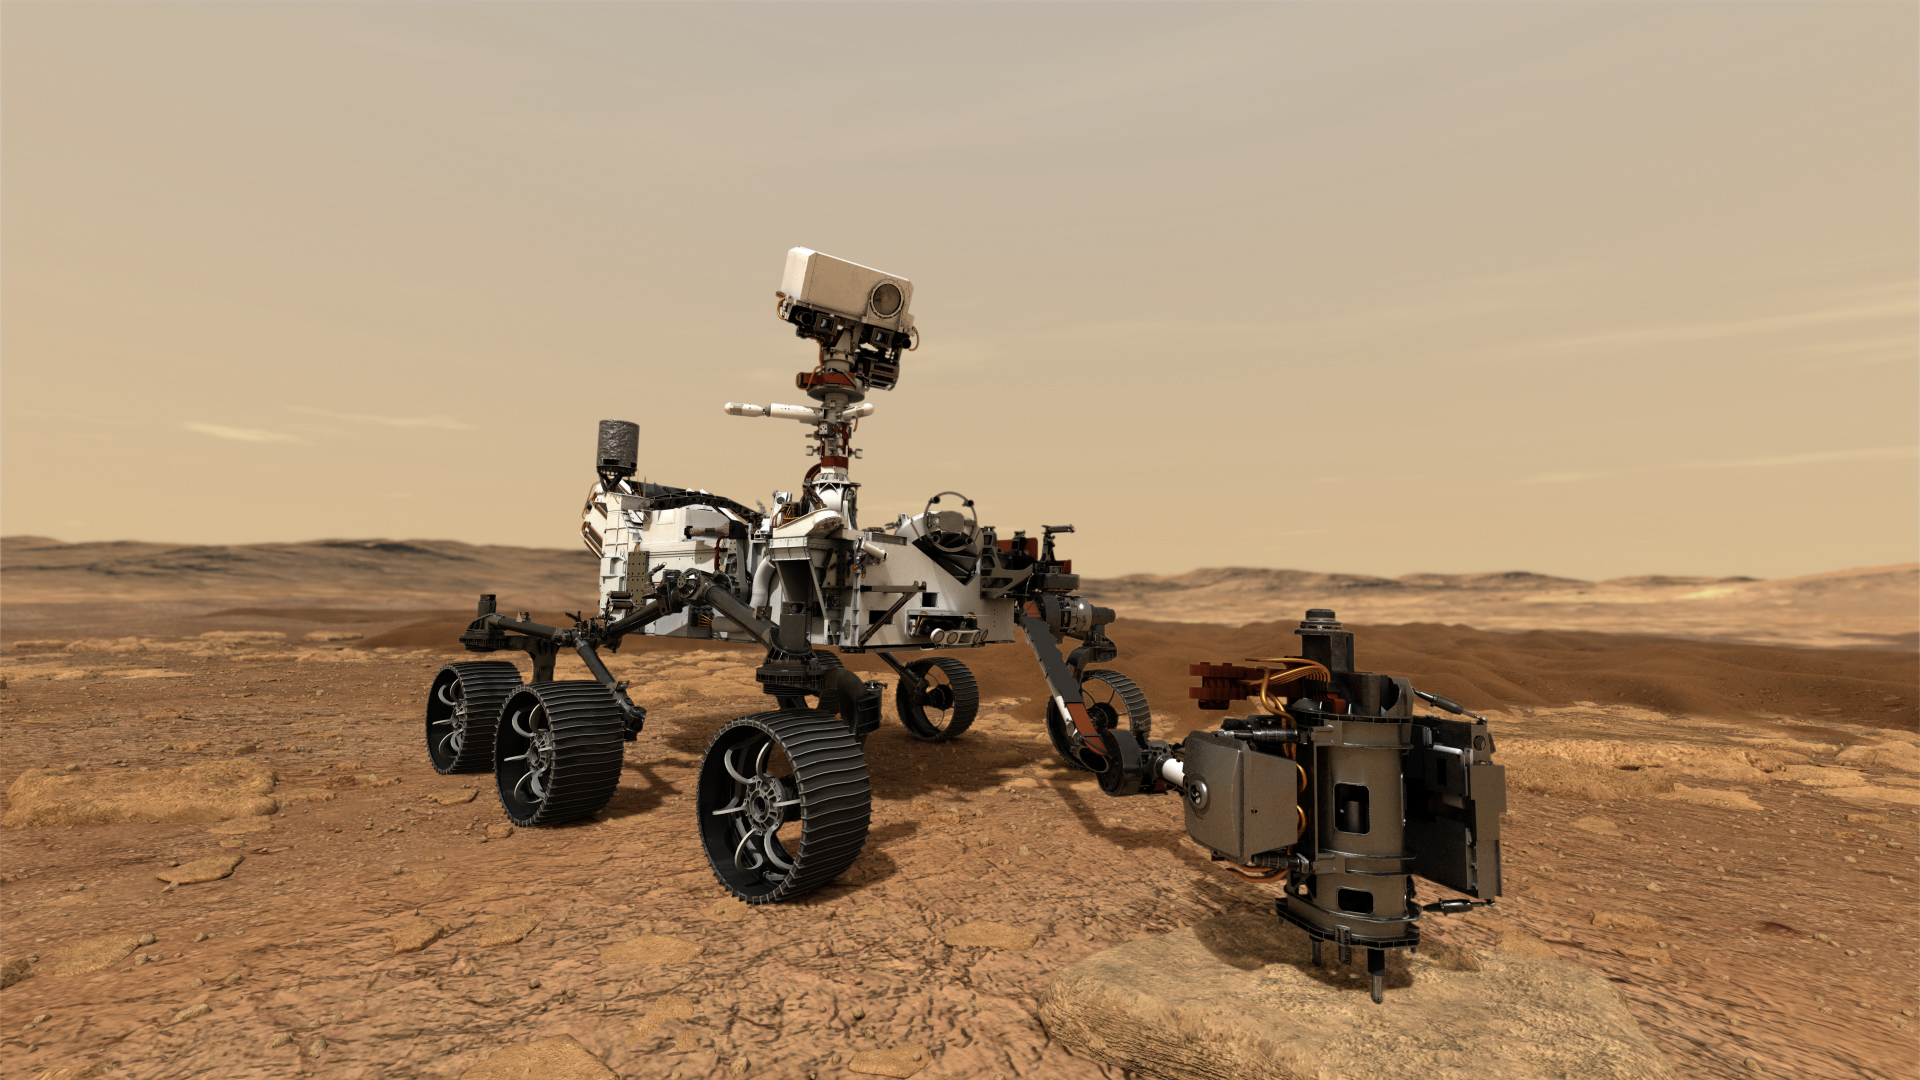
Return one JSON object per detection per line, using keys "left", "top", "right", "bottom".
{"left": 1046, "top": 668, "right": 1152, "bottom": 771}
{"left": 494, "top": 681, "right": 626, "bottom": 826}
{"left": 697, "top": 709, "right": 871, "bottom": 904}
{"left": 895, "top": 656, "right": 979, "bottom": 741}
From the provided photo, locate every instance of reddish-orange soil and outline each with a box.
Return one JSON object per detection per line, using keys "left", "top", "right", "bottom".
{"left": 2, "top": 543, "right": 1916, "bottom": 1080}
{"left": 3, "top": 617, "right": 1916, "bottom": 1080}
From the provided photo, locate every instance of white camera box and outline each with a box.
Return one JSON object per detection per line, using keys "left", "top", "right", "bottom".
{"left": 779, "top": 248, "right": 914, "bottom": 332}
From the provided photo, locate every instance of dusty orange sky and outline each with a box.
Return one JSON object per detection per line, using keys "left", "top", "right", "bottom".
{"left": 3, "top": 2, "right": 1914, "bottom": 581}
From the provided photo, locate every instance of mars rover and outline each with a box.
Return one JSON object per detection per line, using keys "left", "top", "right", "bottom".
{"left": 418, "top": 247, "right": 1505, "bottom": 997}
{"left": 422, "top": 248, "right": 1159, "bottom": 903}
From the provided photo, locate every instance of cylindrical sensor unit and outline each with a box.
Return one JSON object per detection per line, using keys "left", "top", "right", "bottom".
{"left": 597, "top": 419, "right": 639, "bottom": 479}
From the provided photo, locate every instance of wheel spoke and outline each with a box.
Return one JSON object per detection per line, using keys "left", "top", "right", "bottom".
{"left": 753, "top": 741, "right": 772, "bottom": 775}
{"left": 511, "top": 709, "right": 536, "bottom": 738}
{"left": 761, "top": 825, "right": 794, "bottom": 871}
{"left": 437, "top": 730, "right": 463, "bottom": 756}
{"left": 437, "top": 684, "right": 459, "bottom": 706}
{"left": 710, "top": 800, "right": 747, "bottom": 817}
{"left": 723, "top": 745, "right": 756, "bottom": 785}
{"left": 733, "top": 826, "right": 762, "bottom": 872}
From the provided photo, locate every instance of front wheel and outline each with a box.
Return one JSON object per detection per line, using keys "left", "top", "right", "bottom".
{"left": 426, "top": 662, "right": 523, "bottom": 775}
{"left": 696, "top": 710, "right": 871, "bottom": 904}
{"left": 494, "top": 682, "right": 626, "bottom": 826}
{"left": 895, "top": 657, "right": 979, "bottom": 742}
{"left": 1046, "top": 668, "right": 1151, "bottom": 772}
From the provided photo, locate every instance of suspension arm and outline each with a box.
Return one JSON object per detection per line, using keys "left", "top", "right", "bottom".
{"left": 668, "top": 569, "right": 781, "bottom": 650}
{"left": 602, "top": 598, "right": 666, "bottom": 639}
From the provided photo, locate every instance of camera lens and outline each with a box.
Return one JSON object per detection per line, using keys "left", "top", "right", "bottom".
{"left": 869, "top": 282, "right": 903, "bottom": 318}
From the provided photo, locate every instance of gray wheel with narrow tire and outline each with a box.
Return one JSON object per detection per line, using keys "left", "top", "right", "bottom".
{"left": 1046, "top": 668, "right": 1151, "bottom": 771}
{"left": 895, "top": 656, "right": 978, "bottom": 741}
{"left": 426, "top": 661, "right": 523, "bottom": 775}
{"left": 494, "top": 681, "right": 626, "bottom": 826}
{"left": 697, "top": 709, "right": 871, "bottom": 904}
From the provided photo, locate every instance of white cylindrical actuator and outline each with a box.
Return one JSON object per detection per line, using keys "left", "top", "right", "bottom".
{"left": 724, "top": 402, "right": 823, "bottom": 422}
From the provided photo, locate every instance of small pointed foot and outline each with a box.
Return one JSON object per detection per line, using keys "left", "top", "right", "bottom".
{"left": 1310, "top": 939, "right": 1322, "bottom": 967}
{"left": 1371, "top": 973, "right": 1384, "bottom": 1004}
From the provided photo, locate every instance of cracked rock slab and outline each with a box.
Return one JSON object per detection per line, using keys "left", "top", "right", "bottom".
{"left": 156, "top": 854, "right": 244, "bottom": 885}
{"left": 461, "top": 1034, "right": 616, "bottom": 1080}
{"left": 848, "top": 1045, "right": 931, "bottom": 1077}
{"left": 1037, "top": 913, "right": 1675, "bottom": 1080}
{"left": 599, "top": 934, "right": 703, "bottom": 965}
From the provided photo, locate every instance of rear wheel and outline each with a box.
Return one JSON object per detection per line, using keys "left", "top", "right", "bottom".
{"left": 1047, "top": 669, "right": 1151, "bottom": 772}
{"left": 896, "top": 657, "right": 979, "bottom": 742}
{"left": 494, "top": 681, "right": 626, "bottom": 826}
{"left": 426, "top": 662, "right": 523, "bottom": 775}
{"left": 696, "top": 709, "right": 871, "bottom": 904}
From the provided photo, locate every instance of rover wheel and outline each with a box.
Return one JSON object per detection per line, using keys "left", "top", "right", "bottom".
{"left": 697, "top": 709, "right": 871, "bottom": 904}
{"left": 426, "top": 662, "right": 523, "bottom": 775}
{"left": 494, "top": 681, "right": 626, "bottom": 826}
{"left": 896, "top": 656, "right": 979, "bottom": 742}
{"left": 1046, "top": 669, "right": 1151, "bottom": 772}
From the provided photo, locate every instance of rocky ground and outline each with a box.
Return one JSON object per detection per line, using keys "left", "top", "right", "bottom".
{"left": 2, "top": 628, "right": 1916, "bottom": 1080}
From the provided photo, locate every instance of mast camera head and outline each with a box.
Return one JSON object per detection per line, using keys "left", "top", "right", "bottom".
{"left": 777, "top": 248, "right": 916, "bottom": 392}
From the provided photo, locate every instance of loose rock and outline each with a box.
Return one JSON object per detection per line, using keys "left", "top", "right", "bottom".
{"left": 486, "top": 824, "right": 514, "bottom": 840}
{"left": 171, "top": 1004, "right": 211, "bottom": 1023}
{"left": 434, "top": 789, "right": 478, "bottom": 806}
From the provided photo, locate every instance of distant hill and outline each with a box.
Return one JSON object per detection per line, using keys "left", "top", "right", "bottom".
{"left": 3, "top": 536, "right": 1912, "bottom": 649}
{"left": 1078, "top": 564, "right": 1919, "bottom": 650}
{"left": 0, "top": 536, "right": 596, "bottom": 607}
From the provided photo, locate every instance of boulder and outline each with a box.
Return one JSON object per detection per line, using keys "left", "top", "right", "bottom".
{"left": 1037, "top": 913, "right": 1674, "bottom": 1080}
